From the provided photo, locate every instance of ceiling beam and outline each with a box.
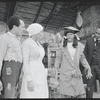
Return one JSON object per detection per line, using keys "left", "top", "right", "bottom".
{"left": 44, "top": 2, "right": 57, "bottom": 30}
{"left": 81, "top": 6, "right": 91, "bottom": 12}
{"left": 4, "top": 2, "right": 17, "bottom": 23}
{"left": 70, "top": 2, "right": 80, "bottom": 8}
{"left": 8, "top": 2, "right": 17, "bottom": 18}
{"left": 80, "top": 1, "right": 93, "bottom": 12}
{"left": 33, "top": 2, "right": 44, "bottom": 23}
{"left": 58, "top": 2, "right": 72, "bottom": 30}
{"left": 4, "top": 2, "right": 9, "bottom": 22}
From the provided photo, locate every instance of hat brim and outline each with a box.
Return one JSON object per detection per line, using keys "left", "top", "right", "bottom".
{"left": 62, "top": 26, "right": 79, "bottom": 33}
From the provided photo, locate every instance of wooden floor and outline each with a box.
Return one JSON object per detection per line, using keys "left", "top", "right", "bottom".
{"left": 49, "top": 90, "right": 100, "bottom": 98}
{"left": 93, "top": 92, "right": 100, "bottom": 98}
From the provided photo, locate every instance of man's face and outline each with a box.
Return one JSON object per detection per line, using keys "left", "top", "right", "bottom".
{"left": 17, "top": 20, "right": 25, "bottom": 36}
{"left": 95, "top": 27, "right": 100, "bottom": 39}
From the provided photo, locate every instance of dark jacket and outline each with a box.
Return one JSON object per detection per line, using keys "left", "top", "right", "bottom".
{"left": 84, "top": 37, "right": 100, "bottom": 68}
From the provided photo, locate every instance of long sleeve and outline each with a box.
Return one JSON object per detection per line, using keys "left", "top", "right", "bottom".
{"left": 0, "top": 34, "right": 8, "bottom": 73}
{"left": 79, "top": 44, "right": 90, "bottom": 69}
{"left": 80, "top": 44, "right": 90, "bottom": 69}
{"left": 80, "top": 53, "right": 91, "bottom": 70}
{"left": 54, "top": 47, "right": 63, "bottom": 70}
{"left": 84, "top": 40, "right": 88, "bottom": 59}
{"left": 22, "top": 41, "right": 31, "bottom": 81}
{"left": 79, "top": 43, "right": 90, "bottom": 70}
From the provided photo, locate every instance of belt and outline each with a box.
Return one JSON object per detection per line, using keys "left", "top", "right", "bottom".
{"left": 4, "top": 60, "right": 22, "bottom": 64}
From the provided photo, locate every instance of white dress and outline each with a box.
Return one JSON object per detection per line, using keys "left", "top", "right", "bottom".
{"left": 20, "top": 38, "right": 48, "bottom": 98}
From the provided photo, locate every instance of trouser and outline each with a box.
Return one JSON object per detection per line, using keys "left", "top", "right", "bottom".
{"left": 1, "top": 60, "right": 22, "bottom": 98}
{"left": 61, "top": 94, "right": 86, "bottom": 98}
{"left": 86, "top": 65, "right": 100, "bottom": 98}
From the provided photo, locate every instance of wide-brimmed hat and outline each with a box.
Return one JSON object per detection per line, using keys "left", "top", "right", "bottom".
{"left": 62, "top": 26, "right": 79, "bottom": 33}
{"left": 62, "top": 26, "right": 80, "bottom": 40}
{"left": 27, "top": 23, "right": 43, "bottom": 37}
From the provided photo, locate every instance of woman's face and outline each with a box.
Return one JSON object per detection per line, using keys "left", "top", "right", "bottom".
{"left": 38, "top": 31, "right": 44, "bottom": 39}
{"left": 66, "top": 32, "right": 74, "bottom": 42}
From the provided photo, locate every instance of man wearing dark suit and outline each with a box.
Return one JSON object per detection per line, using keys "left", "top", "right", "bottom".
{"left": 0, "top": 16, "right": 25, "bottom": 98}
{"left": 84, "top": 25, "right": 100, "bottom": 98}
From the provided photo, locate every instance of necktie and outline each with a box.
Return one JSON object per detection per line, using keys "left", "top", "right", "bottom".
{"left": 95, "top": 39, "right": 100, "bottom": 46}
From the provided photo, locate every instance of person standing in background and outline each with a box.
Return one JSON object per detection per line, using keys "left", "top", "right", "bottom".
{"left": 0, "top": 21, "right": 6, "bottom": 35}
{"left": 54, "top": 26, "right": 92, "bottom": 98}
{"left": 0, "top": 21, "right": 7, "bottom": 95}
{"left": 0, "top": 15, "right": 25, "bottom": 98}
{"left": 84, "top": 25, "right": 100, "bottom": 98}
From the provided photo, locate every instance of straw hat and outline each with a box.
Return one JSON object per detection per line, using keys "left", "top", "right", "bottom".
{"left": 63, "top": 26, "right": 80, "bottom": 40}
{"left": 63, "top": 26, "right": 79, "bottom": 33}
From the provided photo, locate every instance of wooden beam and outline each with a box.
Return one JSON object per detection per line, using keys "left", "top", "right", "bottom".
{"left": 8, "top": 2, "right": 17, "bottom": 18}
{"left": 80, "top": 1, "right": 100, "bottom": 12}
{"left": 81, "top": 1, "right": 92, "bottom": 12}
{"left": 58, "top": 2, "right": 71, "bottom": 30}
{"left": 4, "top": 2, "right": 17, "bottom": 23}
{"left": 70, "top": 2, "right": 80, "bottom": 8}
{"left": 33, "top": 2, "right": 44, "bottom": 23}
{"left": 44, "top": 2, "right": 57, "bottom": 30}
{"left": 81, "top": 6, "right": 91, "bottom": 12}
{"left": 3, "top": 2, "right": 9, "bottom": 22}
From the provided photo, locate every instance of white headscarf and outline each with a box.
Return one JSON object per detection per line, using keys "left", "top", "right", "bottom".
{"left": 26, "top": 23, "right": 43, "bottom": 37}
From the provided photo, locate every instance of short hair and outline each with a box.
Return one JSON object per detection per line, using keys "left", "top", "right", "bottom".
{"left": 8, "top": 16, "right": 21, "bottom": 30}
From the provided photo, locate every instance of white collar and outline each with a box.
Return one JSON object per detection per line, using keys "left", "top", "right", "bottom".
{"left": 7, "top": 32, "right": 21, "bottom": 40}
{"left": 7, "top": 32, "right": 16, "bottom": 37}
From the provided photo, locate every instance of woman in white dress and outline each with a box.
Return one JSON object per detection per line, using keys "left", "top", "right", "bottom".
{"left": 20, "top": 23, "right": 48, "bottom": 98}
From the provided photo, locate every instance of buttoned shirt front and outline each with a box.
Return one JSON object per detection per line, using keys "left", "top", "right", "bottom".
{"left": 0, "top": 32, "right": 22, "bottom": 71}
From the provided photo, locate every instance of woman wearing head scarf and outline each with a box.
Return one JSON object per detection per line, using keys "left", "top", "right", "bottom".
{"left": 54, "top": 26, "right": 92, "bottom": 98}
{"left": 20, "top": 23, "right": 48, "bottom": 98}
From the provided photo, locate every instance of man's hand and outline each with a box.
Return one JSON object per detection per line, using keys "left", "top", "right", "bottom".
{"left": 0, "top": 80, "right": 3, "bottom": 90}
{"left": 0, "top": 80, "right": 3, "bottom": 95}
{"left": 86, "top": 69, "right": 93, "bottom": 79}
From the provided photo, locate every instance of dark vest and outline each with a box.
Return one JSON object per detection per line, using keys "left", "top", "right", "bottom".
{"left": 91, "top": 43, "right": 98, "bottom": 65}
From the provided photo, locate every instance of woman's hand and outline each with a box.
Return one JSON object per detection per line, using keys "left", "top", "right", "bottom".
{"left": 86, "top": 69, "right": 92, "bottom": 79}
{"left": 27, "top": 81, "right": 34, "bottom": 92}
